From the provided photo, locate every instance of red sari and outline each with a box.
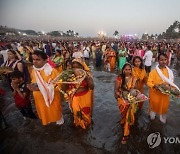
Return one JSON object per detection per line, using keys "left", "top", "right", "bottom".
{"left": 116, "top": 76, "right": 137, "bottom": 137}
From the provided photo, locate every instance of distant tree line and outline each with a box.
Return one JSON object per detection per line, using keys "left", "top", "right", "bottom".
{"left": 112, "top": 21, "right": 180, "bottom": 40}
{"left": 141, "top": 21, "right": 180, "bottom": 40}
{"left": 0, "top": 26, "right": 79, "bottom": 37}
{"left": 47, "top": 30, "right": 79, "bottom": 37}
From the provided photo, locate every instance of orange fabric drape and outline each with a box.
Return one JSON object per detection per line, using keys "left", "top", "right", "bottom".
{"left": 132, "top": 67, "right": 147, "bottom": 109}
{"left": 109, "top": 51, "right": 116, "bottom": 71}
{"left": 132, "top": 67, "right": 147, "bottom": 93}
{"left": 70, "top": 58, "right": 94, "bottom": 129}
{"left": 147, "top": 68, "right": 170, "bottom": 114}
{"left": 71, "top": 89, "right": 93, "bottom": 129}
{"left": 117, "top": 76, "right": 137, "bottom": 137}
{"left": 31, "top": 68, "right": 62, "bottom": 125}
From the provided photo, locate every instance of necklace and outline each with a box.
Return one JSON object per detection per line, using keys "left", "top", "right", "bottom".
{"left": 125, "top": 76, "right": 132, "bottom": 89}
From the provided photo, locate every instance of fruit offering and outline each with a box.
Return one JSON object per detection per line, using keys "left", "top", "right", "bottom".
{"left": 122, "top": 89, "right": 148, "bottom": 104}
{"left": 58, "top": 69, "right": 85, "bottom": 83}
{"left": 156, "top": 84, "right": 180, "bottom": 97}
{"left": 52, "top": 68, "right": 86, "bottom": 84}
{"left": 0, "top": 66, "right": 13, "bottom": 75}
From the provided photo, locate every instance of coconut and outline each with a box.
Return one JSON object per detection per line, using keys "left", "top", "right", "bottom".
{"left": 129, "top": 89, "right": 138, "bottom": 97}
{"left": 122, "top": 91, "right": 129, "bottom": 99}
{"left": 171, "top": 88, "right": 180, "bottom": 95}
{"left": 136, "top": 93, "right": 145, "bottom": 100}
{"left": 161, "top": 84, "right": 170, "bottom": 90}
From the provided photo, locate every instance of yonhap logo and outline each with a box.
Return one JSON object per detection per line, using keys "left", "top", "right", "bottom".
{"left": 147, "top": 132, "right": 180, "bottom": 148}
{"left": 147, "top": 132, "right": 161, "bottom": 148}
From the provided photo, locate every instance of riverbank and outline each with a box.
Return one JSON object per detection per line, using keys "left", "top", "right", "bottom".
{"left": 0, "top": 62, "right": 180, "bottom": 154}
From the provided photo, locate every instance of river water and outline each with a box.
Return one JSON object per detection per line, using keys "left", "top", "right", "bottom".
{"left": 0, "top": 61, "right": 180, "bottom": 154}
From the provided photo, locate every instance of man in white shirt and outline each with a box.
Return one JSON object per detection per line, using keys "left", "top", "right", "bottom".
{"left": 72, "top": 47, "right": 83, "bottom": 59}
{"left": 83, "top": 44, "right": 90, "bottom": 65}
{"left": 143, "top": 45, "right": 153, "bottom": 73}
{"left": 0, "top": 47, "right": 8, "bottom": 65}
{"left": 101, "top": 42, "right": 106, "bottom": 54}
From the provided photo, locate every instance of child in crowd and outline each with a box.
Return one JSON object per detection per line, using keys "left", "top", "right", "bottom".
{"left": 132, "top": 56, "right": 147, "bottom": 109}
{"left": 10, "top": 70, "right": 37, "bottom": 119}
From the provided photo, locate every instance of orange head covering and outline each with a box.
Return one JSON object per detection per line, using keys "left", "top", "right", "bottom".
{"left": 72, "top": 58, "right": 92, "bottom": 77}
{"left": 72, "top": 58, "right": 90, "bottom": 71}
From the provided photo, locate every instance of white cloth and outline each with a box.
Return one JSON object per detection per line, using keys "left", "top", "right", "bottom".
{"left": 52, "top": 43, "right": 56, "bottom": 48}
{"left": 143, "top": 50, "right": 153, "bottom": 66}
{"left": 156, "top": 64, "right": 180, "bottom": 91}
{"left": 0, "top": 50, "right": 8, "bottom": 64}
{"left": 150, "top": 111, "right": 156, "bottom": 120}
{"left": 72, "top": 51, "right": 83, "bottom": 58}
{"left": 159, "top": 114, "right": 166, "bottom": 123}
{"left": 33, "top": 63, "right": 53, "bottom": 76}
{"left": 56, "top": 115, "right": 64, "bottom": 125}
{"left": 83, "top": 47, "right": 90, "bottom": 58}
{"left": 33, "top": 63, "right": 54, "bottom": 107}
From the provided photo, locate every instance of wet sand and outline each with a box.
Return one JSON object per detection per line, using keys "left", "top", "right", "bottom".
{"left": 0, "top": 62, "right": 180, "bottom": 154}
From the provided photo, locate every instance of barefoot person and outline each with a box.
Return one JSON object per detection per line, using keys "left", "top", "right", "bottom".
{"left": 147, "top": 53, "right": 179, "bottom": 123}
{"left": 132, "top": 56, "right": 147, "bottom": 109}
{"left": 69, "top": 58, "right": 94, "bottom": 129}
{"left": 27, "top": 50, "right": 64, "bottom": 125}
{"left": 114, "top": 63, "right": 137, "bottom": 144}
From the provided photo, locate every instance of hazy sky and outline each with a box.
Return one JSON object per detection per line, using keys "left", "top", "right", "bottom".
{"left": 0, "top": 0, "right": 180, "bottom": 37}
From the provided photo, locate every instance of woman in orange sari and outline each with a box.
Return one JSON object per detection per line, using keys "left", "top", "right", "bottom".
{"left": 69, "top": 58, "right": 94, "bottom": 129}
{"left": 27, "top": 50, "right": 64, "bottom": 125}
{"left": 114, "top": 63, "right": 137, "bottom": 144}
{"left": 108, "top": 47, "right": 116, "bottom": 71}
{"left": 132, "top": 56, "right": 147, "bottom": 109}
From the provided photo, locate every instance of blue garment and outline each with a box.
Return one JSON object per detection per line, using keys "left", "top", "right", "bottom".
{"left": 95, "top": 49, "right": 102, "bottom": 67}
{"left": 45, "top": 44, "right": 52, "bottom": 57}
{"left": 112, "top": 44, "right": 118, "bottom": 52}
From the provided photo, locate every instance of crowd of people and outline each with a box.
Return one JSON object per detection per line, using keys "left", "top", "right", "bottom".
{"left": 0, "top": 38, "right": 180, "bottom": 144}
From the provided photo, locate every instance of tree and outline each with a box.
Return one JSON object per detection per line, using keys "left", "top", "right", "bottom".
{"left": 141, "top": 33, "right": 146, "bottom": 40}
{"left": 113, "top": 30, "right": 119, "bottom": 37}
{"left": 48, "top": 31, "right": 60, "bottom": 36}
{"left": 22, "top": 30, "right": 37, "bottom": 35}
{"left": 150, "top": 34, "right": 154, "bottom": 39}
{"left": 141, "top": 33, "right": 149, "bottom": 40}
{"left": 157, "top": 34, "right": 163, "bottom": 40}
{"left": 66, "top": 30, "right": 79, "bottom": 37}
{"left": 75, "top": 32, "right": 79, "bottom": 37}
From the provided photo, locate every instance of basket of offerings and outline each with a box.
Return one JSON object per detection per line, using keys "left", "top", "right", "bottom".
{"left": 156, "top": 84, "right": 180, "bottom": 98}
{"left": 122, "top": 89, "right": 149, "bottom": 104}
{"left": 0, "top": 66, "right": 13, "bottom": 75}
{"left": 52, "top": 68, "right": 87, "bottom": 106}
{"left": 52, "top": 68, "right": 86, "bottom": 84}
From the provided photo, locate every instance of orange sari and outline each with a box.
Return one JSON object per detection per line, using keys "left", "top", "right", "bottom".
{"left": 70, "top": 79, "right": 93, "bottom": 129}
{"left": 69, "top": 59, "right": 94, "bottom": 129}
{"left": 132, "top": 67, "right": 147, "bottom": 109}
{"left": 116, "top": 76, "right": 137, "bottom": 137}
{"left": 109, "top": 51, "right": 116, "bottom": 71}
{"left": 31, "top": 69, "right": 62, "bottom": 125}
